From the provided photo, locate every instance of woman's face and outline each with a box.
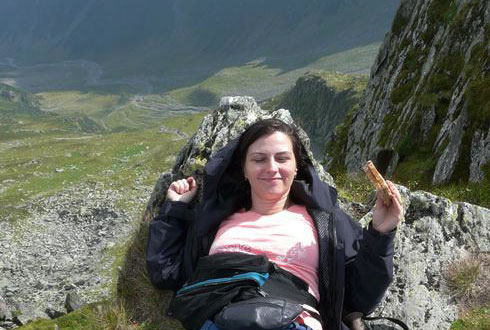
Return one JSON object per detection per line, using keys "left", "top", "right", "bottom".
{"left": 243, "top": 131, "right": 297, "bottom": 203}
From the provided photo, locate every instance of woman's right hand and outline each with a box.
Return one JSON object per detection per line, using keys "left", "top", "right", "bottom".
{"left": 167, "top": 177, "right": 198, "bottom": 203}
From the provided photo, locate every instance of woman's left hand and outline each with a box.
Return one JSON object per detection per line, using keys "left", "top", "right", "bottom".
{"left": 372, "top": 180, "right": 403, "bottom": 234}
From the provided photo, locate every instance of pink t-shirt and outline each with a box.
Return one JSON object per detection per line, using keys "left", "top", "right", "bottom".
{"left": 208, "top": 204, "right": 320, "bottom": 301}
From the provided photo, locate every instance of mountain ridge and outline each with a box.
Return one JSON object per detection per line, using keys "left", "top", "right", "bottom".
{"left": 0, "top": 0, "right": 399, "bottom": 77}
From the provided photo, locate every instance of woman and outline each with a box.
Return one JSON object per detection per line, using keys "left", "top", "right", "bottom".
{"left": 147, "top": 119, "right": 403, "bottom": 330}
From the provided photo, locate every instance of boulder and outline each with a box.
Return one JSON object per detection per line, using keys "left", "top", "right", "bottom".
{"left": 361, "top": 188, "right": 489, "bottom": 328}
{"left": 0, "top": 296, "right": 11, "bottom": 321}
{"left": 45, "top": 306, "right": 65, "bottom": 319}
{"left": 64, "top": 291, "right": 83, "bottom": 313}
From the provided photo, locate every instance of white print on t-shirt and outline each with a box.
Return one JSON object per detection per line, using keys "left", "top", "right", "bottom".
{"left": 275, "top": 242, "right": 308, "bottom": 264}
{"left": 214, "top": 243, "right": 252, "bottom": 253}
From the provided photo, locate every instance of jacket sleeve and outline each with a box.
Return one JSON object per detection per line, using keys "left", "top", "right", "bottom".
{"left": 337, "top": 207, "right": 395, "bottom": 315}
{"left": 146, "top": 200, "right": 195, "bottom": 291}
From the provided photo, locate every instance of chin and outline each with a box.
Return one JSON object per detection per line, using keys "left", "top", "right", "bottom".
{"left": 259, "top": 188, "right": 290, "bottom": 199}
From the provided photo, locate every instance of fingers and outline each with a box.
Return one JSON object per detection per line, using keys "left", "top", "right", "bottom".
{"left": 386, "top": 181, "right": 404, "bottom": 219}
{"left": 170, "top": 178, "right": 191, "bottom": 195}
{"left": 187, "top": 177, "right": 197, "bottom": 191}
{"left": 375, "top": 189, "right": 384, "bottom": 207}
{"left": 169, "top": 177, "right": 198, "bottom": 195}
{"left": 386, "top": 180, "right": 402, "bottom": 205}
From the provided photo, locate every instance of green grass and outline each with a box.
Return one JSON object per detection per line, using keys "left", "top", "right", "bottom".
{"left": 394, "top": 154, "right": 489, "bottom": 208}
{"left": 447, "top": 254, "right": 490, "bottom": 330}
{"left": 331, "top": 170, "right": 374, "bottom": 204}
{"left": 332, "top": 159, "right": 489, "bottom": 209}
{"left": 16, "top": 300, "right": 161, "bottom": 330}
{"left": 38, "top": 91, "right": 124, "bottom": 116}
{"left": 450, "top": 308, "right": 490, "bottom": 330}
{"left": 165, "top": 42, "right": 381, "bottom": 106}
{"left": 446, "top": 255, "right": 483, "bottom": 300}
{"left": 0, "top": 110, "right": 206, "bottom": 221}
{"left": 37, "top": 91, "right": 190, "bottom": 132}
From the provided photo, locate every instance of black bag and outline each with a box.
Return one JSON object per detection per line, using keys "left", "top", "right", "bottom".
{"left": 168, "top": 253, "right": 270, "bottom": 330}
{"left": 169, "top": 252, "right": 319, "bottom": 330}
{"left": 213, "top": 296, "right": 303, "bottom": 330}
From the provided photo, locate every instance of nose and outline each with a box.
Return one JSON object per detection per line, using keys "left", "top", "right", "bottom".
{"left": 265, "top": 158, "right": 278, "bottom": 172}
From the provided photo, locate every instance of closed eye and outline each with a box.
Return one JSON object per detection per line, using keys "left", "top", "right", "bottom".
{"left": 276, "top": 157, "right": 290, "bottom": 163}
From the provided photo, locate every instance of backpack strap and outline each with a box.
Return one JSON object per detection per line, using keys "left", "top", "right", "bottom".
{"left": 362, "top": 316, "right": 410, "bottom": 330}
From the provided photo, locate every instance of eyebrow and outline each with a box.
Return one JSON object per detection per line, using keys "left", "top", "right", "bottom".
{"left": 249, "top": 151, "right": 293, "bottom": 156}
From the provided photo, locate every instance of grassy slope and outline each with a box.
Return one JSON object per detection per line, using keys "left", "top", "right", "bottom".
{"left": 0, "top": 87, "right": 206, "bottom": 222}
{"left": 163, "top": 42, "right": 381, "bottom": 107}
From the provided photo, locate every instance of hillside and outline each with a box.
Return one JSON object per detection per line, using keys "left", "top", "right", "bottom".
{"left": 327, "top": 0, "right": 489, "bottom": 203}
{"left": 0, "top": 0, "right": 399, "bottom": 79}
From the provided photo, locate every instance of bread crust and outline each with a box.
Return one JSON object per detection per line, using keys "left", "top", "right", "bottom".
{"left": 362, "top": 161, "right": 392, "bottom": 206}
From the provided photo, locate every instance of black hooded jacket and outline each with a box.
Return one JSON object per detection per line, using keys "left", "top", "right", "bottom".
{"left": 146, "top": 137, "right": 395, "bottom": 330}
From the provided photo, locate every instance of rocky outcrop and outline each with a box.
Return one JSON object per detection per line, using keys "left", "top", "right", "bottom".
{"left": 360, "top": 187, "right": 489, "bottom": 329}
{"left": 0, "top": 183, "right": 150, "bottom": 328}
{"left": 119, "top": 96, "right": 489, "bottom": 329}
{"left": 0, "top": 83, "right": 42, "bottom": 116}
{"left": 470, "top": 127, "right": 490, "bottom": 183}
{"left": 265, "top": 72, "right": 367, "bottom": 156}
{"left": 341, "top": 0, "right": 489, "bottom": 184}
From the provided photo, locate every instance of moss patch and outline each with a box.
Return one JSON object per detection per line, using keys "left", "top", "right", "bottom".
{"left": 17, "top": 301, "right": 160, "bottom": 330}
{"left": 450, "top": 308, "right": 490, "bottom": 330}
{"left": 427, "top": 0, "right": 458, "bottom": 24}
{"left": 391, "top": 8, "right": 410, "bottom": 36}
{"left": 324, "top": 104, "right": 358, "bottom": 172}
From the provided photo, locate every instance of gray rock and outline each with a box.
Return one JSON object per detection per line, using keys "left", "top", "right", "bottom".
{"left": 420, "top": 107, "right": 435, "bottom": 142}
{"left": 34, "top": 279, "right": 48, "bottom": 290}
{"left": 45, "top": 307, "right": 65, "bottom": 319}
{"left": 470, "top": 128, "right": 490, "bottom": 183}
{"left": 360, "top": 188, "right": 490, "bottom": 329}
{"left": 64, "top": 292, "right": 83, "bottom": 313}
{"left": 0, "top": 296, "right": 11, "bottom": 321}
{"left": 0, "top": 181, "right": 146, "bottom": 321}
{"left": 0, "top": 321, "right": 15, "bottom": 329}
{"left": 432, "top": 109, "right": 468, "bottom": 184}
{"left": 12, "top": 308, "right": 47, "bottom": 326}
{"left": 270, "top": 73, "right": 365, "bottom": 156}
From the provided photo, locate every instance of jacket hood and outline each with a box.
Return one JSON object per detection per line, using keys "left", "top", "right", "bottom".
{"left": 196, "top": 135, "right": 339, "bottom": 236}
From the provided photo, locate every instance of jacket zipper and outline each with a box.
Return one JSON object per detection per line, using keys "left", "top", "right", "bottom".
{"left": 176, "top": 272, "right": 269, "bottom": 296}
